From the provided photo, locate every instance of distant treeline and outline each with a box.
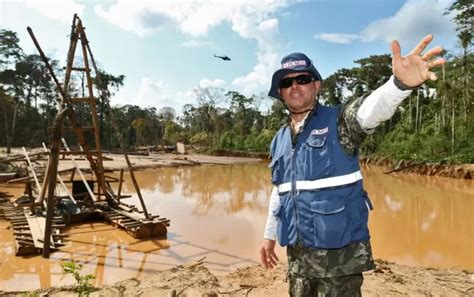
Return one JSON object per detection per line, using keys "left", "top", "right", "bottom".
{"left": 0, "top": 1, "right": 472, "bottom": 163}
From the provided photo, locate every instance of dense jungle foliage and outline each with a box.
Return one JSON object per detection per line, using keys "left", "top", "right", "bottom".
{"left": 0, "top": 1, "right": 472, "bottom": 163}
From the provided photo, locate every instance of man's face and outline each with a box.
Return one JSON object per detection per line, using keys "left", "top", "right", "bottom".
{"left": 278, "top": 72, "right": 320, "bottom": 113}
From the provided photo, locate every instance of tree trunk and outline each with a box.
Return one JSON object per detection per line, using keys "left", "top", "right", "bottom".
{"left": 42, "top": 107, "right": 66, "bottom": 258}
{"left": 409, "top": 95, "right": 412, "bottom": 127}
{"left": 419, "top": 103, "right": 423, "bottom": 133}
{"left": 7, "top": 101, "right": 19, "bottom": 153}
{"left": 1, "top": 100, "right": 9, "bottom": 152}
{"left": 451, "top": 93, "right": 455, "bottom": 154}
{"left": 441, "top": 67, "right": 446, "bottom": 128}
{"left": 415, "top": 89, "right": 420, "bottom": 133}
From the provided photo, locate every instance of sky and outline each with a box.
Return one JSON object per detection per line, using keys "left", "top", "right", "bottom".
{"left": 0, "top": 0, "right": 460, "bottom": 114}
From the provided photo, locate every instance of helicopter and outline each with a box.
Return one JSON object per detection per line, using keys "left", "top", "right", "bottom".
{"left": 213, "top": 54, "right": 231, "bottom": 61}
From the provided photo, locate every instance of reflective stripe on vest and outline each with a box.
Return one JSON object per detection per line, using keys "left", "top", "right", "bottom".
{"left": 277, "top": 170, "right": 363, "bottom": 194}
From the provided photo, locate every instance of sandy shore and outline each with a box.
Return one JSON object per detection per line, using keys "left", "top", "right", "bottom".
{"left": 0, "top": 148, "right": 265, "bottom": 172}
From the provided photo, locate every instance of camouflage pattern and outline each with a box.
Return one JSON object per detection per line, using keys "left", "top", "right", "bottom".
{"left": 287, "top": 240, "right": 375, "bottom": 278}
{"left": 337, "top": 95, "right": 373, "bottom": 155}
{"left": 289, "top": 272, "right": 363, "bottom": 297}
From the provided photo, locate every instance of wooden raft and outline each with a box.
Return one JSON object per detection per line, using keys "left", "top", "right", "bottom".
{"left": 99, "top": 204, "right": 169, "bottom": 239}
{"left": 0, "top": 199, "right": 66, "bottom": 255}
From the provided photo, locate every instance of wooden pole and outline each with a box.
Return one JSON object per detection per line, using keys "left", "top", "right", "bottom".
{"left": 22, "top": 147, "right": 41, "bottom": 193}
{"left": 43, "top": 108, "right": 67, "bottom": 258}
{"left": 42, "top": 143, "right": 76, "bottom": 204}
{"left": 117, "top": 169, "right": 124, "bottom": 201}
{"left": 77, "top": 20, "right": 107, "bottom": 201}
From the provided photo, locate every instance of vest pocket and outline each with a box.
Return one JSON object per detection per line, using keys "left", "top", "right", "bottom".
{"left": 311, "top": 198, "right": 351, "bottom": 248}
{"left": 301, "top": 135, "right": 334, "bottom": 179}
{"left": 269, "top": 155, "right": 284, "bottom": 185}
{"left": 306, "top": 134, "right": 328, "bottom": 148}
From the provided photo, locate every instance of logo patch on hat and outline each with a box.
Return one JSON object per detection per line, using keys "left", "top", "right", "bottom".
{"left": 310, "top": 127, "right": 328, "bottom": 135}
{"left": 282, "top": 60, "right": 307, "bottom": 69}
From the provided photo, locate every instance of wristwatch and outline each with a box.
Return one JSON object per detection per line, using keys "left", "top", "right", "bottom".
{"left": 393, "top": 76, "right": 420, "bottom": 91}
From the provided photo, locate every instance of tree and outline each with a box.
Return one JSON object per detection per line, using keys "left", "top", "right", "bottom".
{"left": 0, "top": 29, "right": 23, "bottom": 68}
{"left": 192, "top": 86, "right": 224, "bottom": 146}
{"left": 158, "top": 106, "right": 176, "bottom": 122}
{"left": 94, "top": 69, "right": 125, "bottom": 149}
{"left": 0, "top": 29, "right": 24, "bottom": 153}
{"left": 227, "top": 91, "right": 254, "bottom": 136}
{"left": 447, "top": 0, "right": 473, "bottom": 126}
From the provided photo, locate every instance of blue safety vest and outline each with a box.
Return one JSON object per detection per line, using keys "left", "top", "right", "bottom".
{"left": 269, "top": 104, "right": 373, "bottom": 249}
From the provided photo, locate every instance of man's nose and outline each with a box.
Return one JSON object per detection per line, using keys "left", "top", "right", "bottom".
{"left": 290, "top": 79, "right": 299, "bottom": 88}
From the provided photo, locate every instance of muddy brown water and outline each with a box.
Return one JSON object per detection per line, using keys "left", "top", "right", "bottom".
{"left": 0, "top": 164, "right": 472, "bottom": 291}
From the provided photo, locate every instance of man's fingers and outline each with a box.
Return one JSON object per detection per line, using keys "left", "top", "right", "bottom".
{"left": 259, "top": 248, "right": 268, "bottom": 268}
{"left": 409, "top": 34, "right": 433, "bottom": 56}
{"left": 422, "top": 46, "right": 444, "bottom": 61}
{"left": 268, "top": 257, "right": 277, "bottom": 267}
{"left": 427, "top": 71, "right": 437, "bottom": 81}
{"left": 391, "top": 40, "right": 402, "bottom": 61}
{"left": 270, "top": 250, "right": 279, "bottom": 262}
{"left": 427, "top": 58, "right": 445, "bottom": 69}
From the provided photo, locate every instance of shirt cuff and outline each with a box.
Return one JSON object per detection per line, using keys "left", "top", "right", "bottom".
{"left": 393, "top": 75, "right": 421, "bottom": 91}
{"left": 389, "top": 75, "right": 415, "bottom": 96}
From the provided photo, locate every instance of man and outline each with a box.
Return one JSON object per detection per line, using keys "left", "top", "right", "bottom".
{"left": 260, "top": 35, "right": 445, "bottom": 296}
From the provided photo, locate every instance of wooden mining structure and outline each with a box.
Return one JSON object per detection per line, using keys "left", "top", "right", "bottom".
{"left": 0, "top": 14, "right": 169, "bottom": 258}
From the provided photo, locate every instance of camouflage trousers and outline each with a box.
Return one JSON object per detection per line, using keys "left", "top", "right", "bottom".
{"left": 288, "top": 273, "right": 363, "bottom": 297}
{"left": 286, "top": 241, "right": 374, "bottom": 296}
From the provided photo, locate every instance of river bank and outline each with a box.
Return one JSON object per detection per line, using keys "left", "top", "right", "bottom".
{"left": 360, "top": 157, "right": 473, "bottom": 179}
{"left": 1, "top": 148, "right": 472, "bottom": 180}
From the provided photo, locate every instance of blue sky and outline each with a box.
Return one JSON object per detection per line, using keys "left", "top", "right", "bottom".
{"left": 0, "top": 0, "right": 459, "bottom": 114}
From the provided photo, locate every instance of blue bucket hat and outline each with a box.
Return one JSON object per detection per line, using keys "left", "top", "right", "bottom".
{"left": 268, "top": 52, "right": 322, "bottom": 100}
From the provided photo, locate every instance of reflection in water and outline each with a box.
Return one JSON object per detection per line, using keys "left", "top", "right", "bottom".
{"left": 120, "top": 165, "right": 272, "bottom": 215}
{"left": 0, "top": 164, "right": 473, "bottom": 291}
{"left": 363, "top": 166, "right": 474, "bottom": 270}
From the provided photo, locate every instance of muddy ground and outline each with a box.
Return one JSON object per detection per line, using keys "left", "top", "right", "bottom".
{"left": 1, "top": 258, "right": 473, "bottom": 296}
{"left": 360, "top": 157, "right": 473, "bottom": 179}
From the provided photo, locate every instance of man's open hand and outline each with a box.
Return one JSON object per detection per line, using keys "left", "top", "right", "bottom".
{"left": 260, "top": 239, "right": 279, "bottom": 269}
{"left": 391, "top": 34, "right": 445, "bottom": 88}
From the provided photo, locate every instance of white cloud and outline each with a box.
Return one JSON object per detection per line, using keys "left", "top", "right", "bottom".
{"left": 198, "top": 78, "right": 226, "bottom": 88}
{"left": 360, "top": 0, "right": 454, "bottom": 44}
{"left": 112, "top": 78, "right": 195, "bottom": 114}
{"left": 315, "top": 0, "right": 455, "bottom": 45}
{"left": 231, "top": 18, "right": 282, "bottom": 95}
{"left": 94, "top": 1, "right": 231, "bottom": 38}
{"left": 180, "top": 40, "right": 214, "bottom": 48}
{"left": 95, "top": 0, "right": 291, "bottom": 95}
{"left": 25, "top": 0, "right": 85, "bottom": 23}
{"left": 314, "top": 33, "right": 360, "bottom": 44}
{"left": 128, "top": 78, "right": 177, "bottom": 109}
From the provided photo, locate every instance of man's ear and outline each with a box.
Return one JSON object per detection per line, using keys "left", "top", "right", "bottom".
{"left": 314, "top": 80, "right": 321, "bottom": 91}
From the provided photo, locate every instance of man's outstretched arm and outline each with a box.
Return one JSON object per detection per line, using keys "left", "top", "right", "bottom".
{"left": 339, "top": 35, "right": 445, "bottom": 153}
